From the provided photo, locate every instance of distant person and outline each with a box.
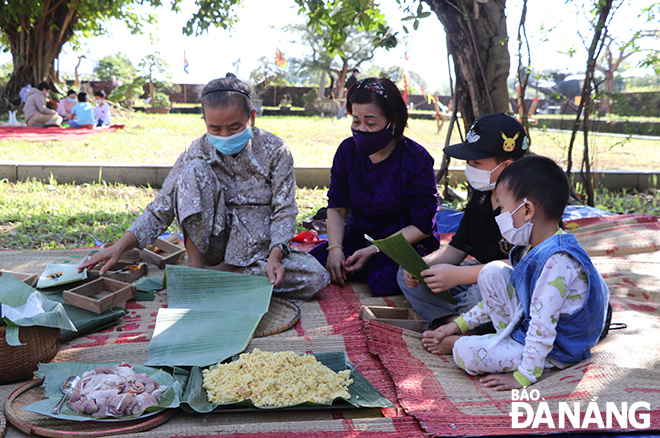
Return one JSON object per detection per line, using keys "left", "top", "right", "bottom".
{"left": 345, "top": 68, "right": 359, "bottom": 92}
{"left": 23, "top": 82, "right": 62, "bottom": 127}
{"left": 69, "top": 92, "right": 95, "bottom": 129}
{"left": 57, "top": 89, "right": 77, "bottom": 122}
{"left": 93, "top": 90, "right": 112, "bottom": 127}
{"left": 310, "top": 77, "right": 439, "bottom": 296}
{"left": 337, "top": 68, "right": 359, "bottom": 119}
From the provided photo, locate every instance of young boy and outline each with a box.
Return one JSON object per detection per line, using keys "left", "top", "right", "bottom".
{"left": 398, "top": 113, "right": 528, "bottom": 329}
{"left": 423, "top": 156, "right": 610, "bottom": 391}
{"left": 93, "top": 90, "right": 112, "bottom": 127}
{"left": 69, "top": 92, "right": 95, "bottom": 129}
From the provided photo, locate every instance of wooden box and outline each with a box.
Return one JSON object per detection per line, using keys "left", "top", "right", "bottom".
{"left": 88, "top": 262, "right": 148, "bottom": 283}
{"left": 0, "top": 270, "right": 39, "bottom": 287}
{"left": 140, "top": 238, "right": 186, "bottom": 269}
{"left": 359, "top": 306, "right": 429, "bottom": 333}
{"left": 63, "top": 277, "right": 137, "bottom": 314}
{"left": 99, "top": 241, "right": 142, "bottom": 263}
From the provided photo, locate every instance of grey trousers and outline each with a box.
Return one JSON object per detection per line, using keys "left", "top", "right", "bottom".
{"left": 396, "top": 266, "right": 483, "bottom": 329}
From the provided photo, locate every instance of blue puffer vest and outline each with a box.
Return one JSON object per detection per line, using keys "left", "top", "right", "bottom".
{"left": 509, "top": 233, "right": 610, "bottom": 364}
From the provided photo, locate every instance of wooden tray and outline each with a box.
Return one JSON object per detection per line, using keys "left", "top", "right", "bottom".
{"left": 359, "top": 305, "right": 429, "bottom": 332}
{"left": 3, "top": 379, "right": 176, "bottom": 437}
{"left": 0, "top": 270, "right": 38, "bottom": 287}
{"left": 63, "top": 277, "right": 137, "bottom": 314}
{"left": 140, "top": 238, "right": 186, "bottom": 269}
{"left": 88, "top": 262, "right": 147, "bottom": 283}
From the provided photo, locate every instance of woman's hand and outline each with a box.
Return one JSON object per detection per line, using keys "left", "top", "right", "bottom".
{"left": 403, "top": 269, "right": 421, "bottom": 289}
{"left": 344, "top": 246, "right": 378, "bottom": 274}
{"left": 479, "top": 373, "right": 523, "bottom": 391}
{"left": 78, "top": 233, "right": 138, "bottom": 275}
{"left": 421, "top": 264, "right": 460, "bottom": 293}
{"left": 266, "top": 247, "right": 286, "bottom": 287}
{"left": 326, "top": 247, "right": 347, "bottom": 286}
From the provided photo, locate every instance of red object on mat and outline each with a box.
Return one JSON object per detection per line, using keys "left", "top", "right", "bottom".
{"left": 292, "top": 230, "right": 326, "bottom": 244}
{"left": 0, "top": 124, "right": 125, "bottom": 142}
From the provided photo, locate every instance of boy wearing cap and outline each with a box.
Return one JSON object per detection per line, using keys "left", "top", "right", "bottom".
{"left": 397, "top": 113, "right": 529, "bottom": 335}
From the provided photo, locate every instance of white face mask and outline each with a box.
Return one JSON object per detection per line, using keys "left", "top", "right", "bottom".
{"left": 495, "top": 198, "right": 534, "bottom": 246}
{"left": 464, "top": 161, "right": 505, "bottom": 192}
{"left": 95, "top": 99, "right": 102, "bottom": 105}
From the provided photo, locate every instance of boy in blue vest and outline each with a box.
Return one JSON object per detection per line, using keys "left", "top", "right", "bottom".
{"left": 423, "top": 155, "right": 610, "bottom": 390}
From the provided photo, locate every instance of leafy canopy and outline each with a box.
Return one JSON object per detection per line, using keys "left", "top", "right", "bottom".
{"left": 293, "top": 0, "right": 398, "bottom": 58}
{"left": 94, "top": 52, "right": 138, "bottom": 82}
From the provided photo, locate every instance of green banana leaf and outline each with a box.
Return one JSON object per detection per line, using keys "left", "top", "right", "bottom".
{"left": 145, "top": 266, "right": 273, "bottom": 367}
{"left": 0, "top": 273, "right": 77, "bottom": 346}
{"left": 366, "top": 233, "right": 456, "bottom": 305}
{"left": 23, "top": 361, "right": 181, "bottom": 421}
{"left": 134, "top": 276, "right": 164, "bottom": 301}
{"left": 182, "top": 351, "right": 395, "bottom": 412}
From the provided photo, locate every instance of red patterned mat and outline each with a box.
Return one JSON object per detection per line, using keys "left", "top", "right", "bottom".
{"left": 364, "top": 250, "right": 660, "bottom": 437}
{"left": 0, "top": 125, "right": 124, "bottom": 142}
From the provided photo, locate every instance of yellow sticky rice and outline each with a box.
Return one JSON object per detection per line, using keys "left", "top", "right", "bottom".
{"left": 202, "top": 349, "right": 353, "bottom": 407}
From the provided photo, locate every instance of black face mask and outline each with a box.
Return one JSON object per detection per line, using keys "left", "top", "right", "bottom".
{"left": 351, "top": 123, "right": 394, "bottom": 157}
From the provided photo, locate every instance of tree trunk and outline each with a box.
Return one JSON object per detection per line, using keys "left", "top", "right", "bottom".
{"left": 423, "top": 0, "right": 511, "bottom": 128}
{"left": 318, "top": 71, "right": 328, "bottom": 99}
{"left": 333, "top": 57, "right": 349, "bottom": 98}
{"left": 0, "top": 3, "right": 78, "bottom": 106}
{"left": 566, "top": 0, "right": 613, "bottom": 207}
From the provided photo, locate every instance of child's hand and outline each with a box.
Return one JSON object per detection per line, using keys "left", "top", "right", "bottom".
{"left": 479, "top": 372, "right": 522, "bottom": 391}
{"left": 421, "top": 264, "right": 459, "bottom": 293}
{"left": 403, "top": 269, "right": 421, "bottom": 289}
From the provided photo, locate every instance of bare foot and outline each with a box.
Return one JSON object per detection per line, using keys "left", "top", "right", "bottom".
{"left": 422, "top": 332, "right": 460, "bottom": 355}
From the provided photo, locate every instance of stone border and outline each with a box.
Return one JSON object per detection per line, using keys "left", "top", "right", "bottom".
{"left": 2, "top": 162, "right": 659, "bottom": 192}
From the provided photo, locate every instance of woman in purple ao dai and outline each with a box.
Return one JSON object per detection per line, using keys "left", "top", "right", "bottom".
{"left": 310, "top": 77, "right": 439, "bottom": 296}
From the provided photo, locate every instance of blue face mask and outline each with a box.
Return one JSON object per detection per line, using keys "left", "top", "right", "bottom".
{"left": 207, "top": 126, "right": 252, "bottom": 155}
{"left": 68, "top": 97, "right": 77, "bottom": 103}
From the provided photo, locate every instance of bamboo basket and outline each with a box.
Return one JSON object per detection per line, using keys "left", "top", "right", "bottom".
{"left": 0, "top": 325, "right": 60, "bottom": 385}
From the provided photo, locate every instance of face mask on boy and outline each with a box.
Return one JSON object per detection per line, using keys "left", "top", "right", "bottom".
{"left": 95, "top": 99, "right": 102, "bottom": 105}
{"left": 464, "top": 161, "right": 505, "bottom": 192}
{"left": 68, "top": 97, "right": 77, "bottom": 103}
{"left": 495, "top": 198, "right": 534, "bottom": 246}
{"left": 207, "top": 126, "right": 252, "bottom": 155}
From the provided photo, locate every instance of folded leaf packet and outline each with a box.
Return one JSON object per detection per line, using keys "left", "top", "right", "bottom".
{"left": 37, "top": 261, "right": 88, "bottom": 289}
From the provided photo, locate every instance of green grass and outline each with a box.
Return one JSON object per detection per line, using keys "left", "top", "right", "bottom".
{"left": 0, "top": 178, "right": 329, "bottom": 250}
{"left": 3, "top": 176, "right": 659, "bottom": 250}
{"left": 2, "top": 113, "right": 660, "bottom": 250}
{"left": 2, "top": 113, "right": 659, "bottom": 170}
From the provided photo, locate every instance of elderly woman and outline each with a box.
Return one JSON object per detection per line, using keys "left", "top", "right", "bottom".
{"left": 309, "top": 77, "right": 439, "bottom": 296}
{"left": 81, "top": 74, "right": 329, "bottom": 300}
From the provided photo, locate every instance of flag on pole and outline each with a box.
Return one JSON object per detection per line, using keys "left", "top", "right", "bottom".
{"left": 275, "top": 49, "right": 288, "bottom": 70}
{"left": 183, "top": 50, "right": 190, "bottom": 74}
{"left": 403, "top": 72, "right": 408, "bottom": 104}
